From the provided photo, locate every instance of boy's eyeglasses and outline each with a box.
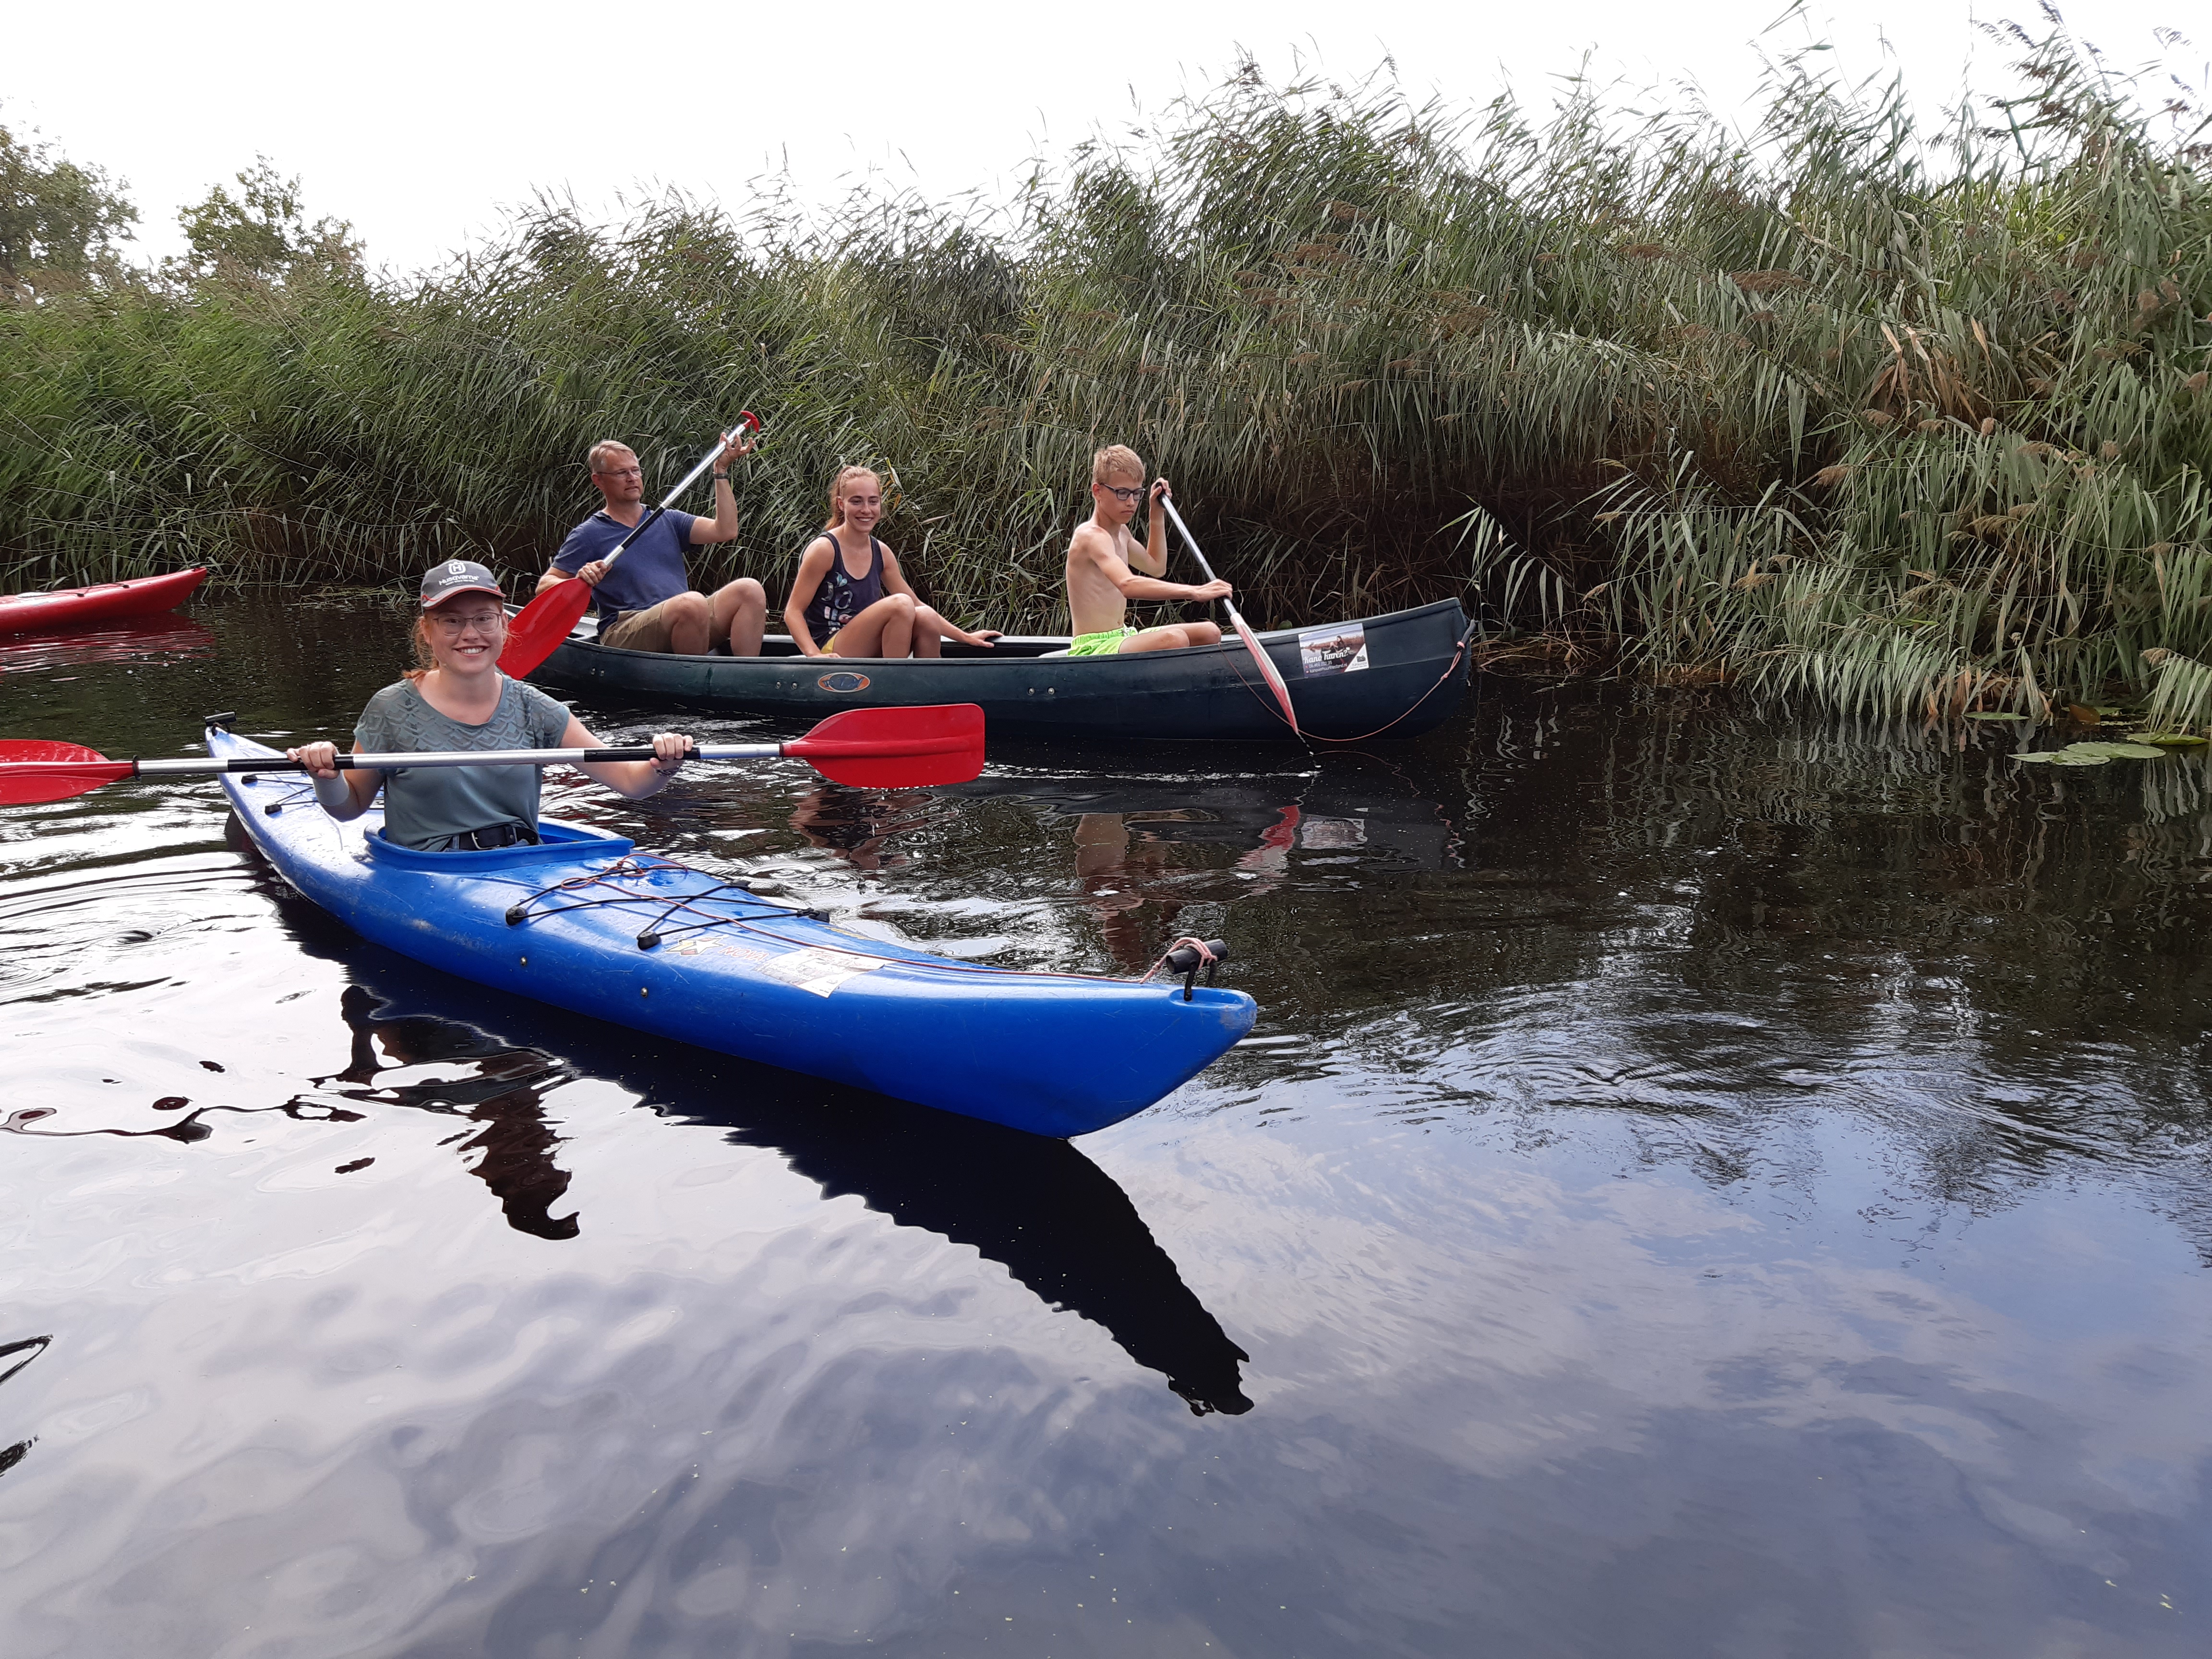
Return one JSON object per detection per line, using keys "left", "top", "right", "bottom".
{"left": 1101, "top": 485, "right": 1146, "bottom": 504}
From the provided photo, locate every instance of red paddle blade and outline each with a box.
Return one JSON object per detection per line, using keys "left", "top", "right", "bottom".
{"left": 1231, "top": 612, "right": 1301, "bottom": 735}
{"left": 784, "top": 703, "right": 985, "bottom": 788}
{"left": 498, "top": 579, "right": 592, "bottom": 677}
{"left": 0, "top": 740, "right": 134, "bottom": 805}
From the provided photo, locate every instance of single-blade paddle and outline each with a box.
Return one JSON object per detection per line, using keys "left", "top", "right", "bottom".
{"left": 0, "top": 704, "right": 985, "bottom": 805}
{"left": 499, "top": 411, "right": 761, "bottom": 678}
{"left": 1159, "top": 497, "right": 1301, "bottom": 736}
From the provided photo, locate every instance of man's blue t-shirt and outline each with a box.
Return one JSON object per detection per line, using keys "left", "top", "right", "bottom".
{"left": 551, "top": 509, "right": 698, "bottom": 622}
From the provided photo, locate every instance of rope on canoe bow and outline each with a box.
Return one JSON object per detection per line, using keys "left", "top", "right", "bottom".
{"left": 1223, "top": 613, "right": 1480, "bottom": 746}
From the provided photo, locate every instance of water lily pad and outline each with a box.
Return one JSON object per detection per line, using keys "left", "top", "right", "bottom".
{"left": 2050, "top": 752, "right": 2112, "bottom": 766}
{"left": 2064, "top": 741, "right": 2168, "bottom": 760}
{"left": 2010, "top": 751, "right": 2057, "bottom": 762}
{"left": 1967, "top": 711, "right": 2028, "bottom": 721}
{"left": 2129, "top": 731, "right": 2209, "bottom": 746}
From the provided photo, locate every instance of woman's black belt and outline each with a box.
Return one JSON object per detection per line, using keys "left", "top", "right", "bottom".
{"left": 433, "top": 822, "right": 541, "bottom": 852}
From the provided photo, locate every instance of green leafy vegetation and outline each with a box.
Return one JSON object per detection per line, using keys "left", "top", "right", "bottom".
{"left": 1, "top": 20, "right": 2207, "bottom": 721}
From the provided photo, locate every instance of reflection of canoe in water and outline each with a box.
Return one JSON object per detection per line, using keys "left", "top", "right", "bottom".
{"left": 529, "top": 597, "right": 1473, "bottom": 742}
{"left": 270, "top": 945, "right": 1254, "bottom": 1413}
{"left": 952, "top": 753, "right": 1466, "bottom": 873}
{"left": 214, "top": 725, "right": 1254, "bottom": 1137}
{"left": 0, "top": 567, "right": 206, "bottom": 635}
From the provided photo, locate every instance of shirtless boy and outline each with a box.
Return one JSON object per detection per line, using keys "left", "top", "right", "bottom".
{"left": 1064, "top": 445, "right": 1230, "bottom": 655}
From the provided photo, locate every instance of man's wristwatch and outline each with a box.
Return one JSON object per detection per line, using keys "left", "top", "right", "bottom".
{"left": 711, "top": 470, "right": 729, "bottom": 480}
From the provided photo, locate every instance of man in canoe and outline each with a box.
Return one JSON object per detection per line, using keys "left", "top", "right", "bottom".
{"left": 538, "top": 433, "right": 768, "bottom": 654}
{"left": 1064, "top": 445, "right": 1230, "bottom": 655}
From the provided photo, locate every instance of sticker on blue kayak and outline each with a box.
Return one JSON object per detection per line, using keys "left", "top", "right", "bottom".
{"left": 818, "top": 671, "right": 872, "bottom": 693}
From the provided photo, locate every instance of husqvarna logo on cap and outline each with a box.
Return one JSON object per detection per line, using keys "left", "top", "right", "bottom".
{"left": 420, "top": 558, "right": 503, "bottom": 607}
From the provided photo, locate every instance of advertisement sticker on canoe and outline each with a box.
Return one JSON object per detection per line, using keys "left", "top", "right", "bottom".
{"left": 1298, "top": 623, "right": 1369, "bottom": 675}
{"left": 817, "top": 671, "right": 872, "bottom": 693}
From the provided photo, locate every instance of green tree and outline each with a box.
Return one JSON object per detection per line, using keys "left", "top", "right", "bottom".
{"left": 170, "top": 157, "right": 362, "bottom": 285}
{"left": 0, "top": 114, "right": 138, "bottom": 301}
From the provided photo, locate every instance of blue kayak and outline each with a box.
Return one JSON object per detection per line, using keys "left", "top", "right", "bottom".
{"left": 211, "top": 725, "right": 1255, "bottom": 1136}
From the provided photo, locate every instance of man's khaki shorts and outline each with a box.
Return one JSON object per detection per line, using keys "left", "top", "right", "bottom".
{"left": 600, "top": 596, "right": 692, "bottom": 652}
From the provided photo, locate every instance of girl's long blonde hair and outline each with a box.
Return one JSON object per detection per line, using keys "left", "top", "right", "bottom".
{"left": 825, "top": 465, "right": 881, "bottom": 531}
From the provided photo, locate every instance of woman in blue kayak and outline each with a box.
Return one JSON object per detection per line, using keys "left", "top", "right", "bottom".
{"left": 783, "top": 465, "right": 1001, "bottom": 658}
{"left": 288, "top": 560, "right": 694, "bottom": 851}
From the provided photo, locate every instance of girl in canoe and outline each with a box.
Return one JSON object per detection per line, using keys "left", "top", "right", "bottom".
{"left": 784, "top": 466, "right": 1000, "bottom": 659}
{"left": 288, "top": 560, "right": 693, "bottom": 851}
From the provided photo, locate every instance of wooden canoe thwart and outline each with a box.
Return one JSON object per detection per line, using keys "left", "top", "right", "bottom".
{"left": 526, "top": 598, "right": 1476, "bottom": 742}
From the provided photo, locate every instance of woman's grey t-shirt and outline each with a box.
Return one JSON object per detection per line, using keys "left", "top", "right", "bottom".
{"left": 353, "top": 677, "right": 573, "bottom": 850}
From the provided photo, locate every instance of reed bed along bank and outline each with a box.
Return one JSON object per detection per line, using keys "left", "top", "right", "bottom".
{"left": 3, "top": 22, "right": 2208, "bottom": 722}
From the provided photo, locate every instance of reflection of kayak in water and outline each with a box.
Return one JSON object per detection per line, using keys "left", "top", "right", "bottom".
{"left": 214, "top": 723, "right": 1255, "bottom": 1137}
{"left": 0, "top": 567, "right": 206, "bottom": 635}
{"left": 0, "top": 615, "right": 217, "bottom": 673}
{"left": 289, "top": 962, "right": 1254, "bottom": 1414}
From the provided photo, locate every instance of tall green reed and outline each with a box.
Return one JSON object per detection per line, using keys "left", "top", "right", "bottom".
{"left": 1, "top": 20, "right": 2205, "bottom": 720}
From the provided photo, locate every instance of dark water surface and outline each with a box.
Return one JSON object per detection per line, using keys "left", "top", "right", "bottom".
{"left": 4, "top": 595, "right": 2211, "bottom": 1658}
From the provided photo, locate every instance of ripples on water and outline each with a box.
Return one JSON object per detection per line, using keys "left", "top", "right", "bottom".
{"left": 2, "top": 594, "right": 2209, "bottom": 1656}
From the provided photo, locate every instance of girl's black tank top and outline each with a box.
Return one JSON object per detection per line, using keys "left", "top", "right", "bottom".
{"left": 800, "top": 532, "right": 884, "bottom": 647}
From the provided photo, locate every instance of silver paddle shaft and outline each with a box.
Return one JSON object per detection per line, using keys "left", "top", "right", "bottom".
{"left": 1159, "top": 497, "right": 1224, "bottom": 586}
{"left": 601, "top": 416, "right": 751, "bottom": 574}
{"left": 136, "top": 744, "right": 783, "bottom": 778}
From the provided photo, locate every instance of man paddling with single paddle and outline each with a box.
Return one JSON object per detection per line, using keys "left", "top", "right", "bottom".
{"left": 539, "top": 433, "right": 767, "bottom": 655}
{"left": 1064, "top": 445, "right": 1228, "bottom": 656}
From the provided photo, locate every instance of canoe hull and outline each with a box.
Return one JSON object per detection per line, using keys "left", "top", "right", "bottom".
{"left": 530, "top": 598, "right": 1472, "bottom": 741}
{"left": 213, "top": 729, "right": 1253, "bottom": 1136}
{"left": 0, "top": 567, "right": 206, "bottom": 635}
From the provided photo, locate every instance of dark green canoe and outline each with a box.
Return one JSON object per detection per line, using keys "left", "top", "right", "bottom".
{"left": 527, "top": 598, "right": 1474, "bottom": 741}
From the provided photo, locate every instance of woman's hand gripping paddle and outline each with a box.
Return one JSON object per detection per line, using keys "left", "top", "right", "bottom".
{"left": 1158, "top": 496, "right": 1301, "bottom": 737}
{"left": 0, "top": 704, "right": 986, "bottom": 806}
{"left": 499, "top": 412, "right": 762, "bottom": 678}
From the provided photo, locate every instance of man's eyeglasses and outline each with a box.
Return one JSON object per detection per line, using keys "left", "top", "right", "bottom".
{"left": 1101, "top": 484, "right": 1146, "bottom": 504}
{"left": 429, "top": 609, "right": 506, "bottom": 633}
{"left": 594, "top": 466, "right": 644, "bottom": 480}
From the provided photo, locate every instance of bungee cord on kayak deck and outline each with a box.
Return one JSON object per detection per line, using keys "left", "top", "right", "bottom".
{"left": 496, "top": 856, "right": 829, "bottom": 947}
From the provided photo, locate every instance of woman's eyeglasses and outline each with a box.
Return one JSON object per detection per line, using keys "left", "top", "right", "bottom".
{"left": 429, "top": 609, "right": 506, "bottom": 634}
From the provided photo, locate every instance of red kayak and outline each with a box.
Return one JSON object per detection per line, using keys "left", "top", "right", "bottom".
{"left": 0, "top": 568, "right": 207, "bottom": 635}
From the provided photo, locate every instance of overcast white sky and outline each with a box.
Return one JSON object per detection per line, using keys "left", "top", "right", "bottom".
{"left": 6, "top": 0, "right": 2200, "bottom": 276}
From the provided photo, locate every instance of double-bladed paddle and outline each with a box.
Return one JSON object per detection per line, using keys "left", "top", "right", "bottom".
{"left": 1157, "top": 497, "right": 1301, "bottom": 737}
{"left": 498, "top": 412, "right": 762, "bottom": 678}
{"left": 0, "top": 703, "right": 985, "bottom": 806}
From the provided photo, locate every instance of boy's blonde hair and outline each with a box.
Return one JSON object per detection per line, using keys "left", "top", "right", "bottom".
{"left": 1092, "top": 444, "right": 1143, "bottom": 485}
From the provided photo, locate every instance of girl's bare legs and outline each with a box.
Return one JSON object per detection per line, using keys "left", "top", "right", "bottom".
{"left": 910, "top": 604, "right": 1001, "bottom": 659}
{"left": 823, "top": 593, "right": 916, "bottom": 658}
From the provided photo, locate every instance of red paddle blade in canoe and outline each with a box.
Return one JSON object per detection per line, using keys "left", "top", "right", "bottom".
{"left": 0, "top": 740, "right": 135, "bottom": 805}
{"left": 498, "top": 578, "right": 592, "bottom": 677}
{"left": 1229, "top": 610, "right": 1301, "bottom": 735}
{"left": 784, "top": 704, "right": 985, "bottom": 788}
